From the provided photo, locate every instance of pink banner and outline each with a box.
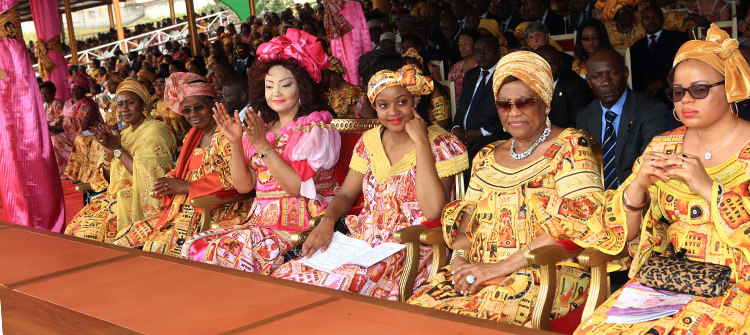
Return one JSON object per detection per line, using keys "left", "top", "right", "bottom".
{"left": 0, "top": 0, "right": 66, "bottom": 231}
{"left": 30, "top": 0, "right": 71, "bottom": 101}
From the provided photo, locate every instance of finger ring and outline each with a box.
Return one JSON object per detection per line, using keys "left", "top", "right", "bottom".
{"left": 649, "top": 159, "right": 655, "bottom": 166}
{"left": 466, "top": 274, "right": 476, "bottom": 284}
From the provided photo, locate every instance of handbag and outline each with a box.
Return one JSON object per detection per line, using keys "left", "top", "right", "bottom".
{"left": 638, "top": 245, "right": 732, "bottom": 298}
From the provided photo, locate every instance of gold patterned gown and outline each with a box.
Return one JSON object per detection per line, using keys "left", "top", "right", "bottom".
{"left": 325, "top": 85, "right": 364, "bottom": 118}
{"left": 575, "top": 126, "right": 750, "bottom": 334}
{"left": 606, "top": 19, "right": 646, "bottom": 49}
{"left": 408, "top": 129, "right": 604, "bottom": 326}
{"left": 65, "top": 120, "right": 176, "bottom": 242}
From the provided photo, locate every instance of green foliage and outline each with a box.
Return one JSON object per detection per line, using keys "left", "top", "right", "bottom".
{"left": 254, "top": 0, "right": 295, "bottom": 14}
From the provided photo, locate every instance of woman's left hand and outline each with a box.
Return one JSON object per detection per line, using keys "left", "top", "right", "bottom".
{"left": 93, "top": 123, "right": 121, "bottom": 154}
{"left": 152, "top": 177, "right": 190, "bottom": 197}
{"left": 659, "top": 153, "right": 714, "bottom": 199}
{"left": 242, "top": 111, "right": 271, "bottom": 150}
{"left": 452, "top": 262, "right": 506, "bottom": 295}
{"left": 405, "top": 107, "right": 428, "bottom": 145}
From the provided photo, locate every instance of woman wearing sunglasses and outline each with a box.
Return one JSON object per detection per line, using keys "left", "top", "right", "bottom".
{"left": 179, "top": 29, "right": 341, "bottom": 274}
{"left": 408, "top": 51, "right": 604, "bottom": 325}
{"left": 572, "top": 19, "right": 612, "bottom": 76}
{"left": 114, "top": 72, "right": 252, "bottom": 256}
{"left": 575, "top": 25, "right": 750, "bottom": 334}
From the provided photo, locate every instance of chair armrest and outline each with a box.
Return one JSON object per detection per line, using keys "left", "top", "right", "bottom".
{"left": 75, "top": 183, "right": 93, "bottom": 193}
{"left": 578, "top": 248, "right": 629, "bottom": 322}
{"left": 191, "top": 193, "right": 254, "bottom": 233}
{"left": 419, "top": 227, "right": 447, "bottom": 281}
{"left": 393, "top": 224, "right": 427, "bottom": 302}
{"left": 291, "top": 229, "right": 312, "bottom": 246}
{"left": 527, "top": 244, "right": 584, "bottom": 330}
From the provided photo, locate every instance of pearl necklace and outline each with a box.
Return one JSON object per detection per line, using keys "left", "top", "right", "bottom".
{"left": 510, "top": 125, "right": 551, "bottom": 160}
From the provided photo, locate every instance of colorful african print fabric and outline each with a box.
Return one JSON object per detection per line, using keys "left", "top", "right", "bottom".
{"left": 429, "top": 95, "right": 450, "bottom": 125}
{"left": 65, "top": 134, "right": 106, "bottom": 186}
{"left": 325, "top": 85, "right": 364, "bottom": 118}
{"left": 606, "top": 19, "right": 645, "bottom": 49}
{"left": 572, "top": 58, "right": 587, "bottom": 76}
{"left": 51, "top": 97, "right": 100, "bottom": 174}
{"left": 271, "top": 125, "right": 468, "bottom": 301}
{"left": 448, "top": 60, "right": 477, "bottom": 106}
{"left": 408, "top": 129, "right": 605, "bottom": 325}
{"left": 575, "top": 126, "right": 750, "bottom": 334}
{"left": 44, "top": 99, "right": 64, "bottom": 127}
{"left": 151, "top": 98, "right": 191, "bottom": 141}
{"left": 181, "top": 111, "right": 341, "bottom": 274}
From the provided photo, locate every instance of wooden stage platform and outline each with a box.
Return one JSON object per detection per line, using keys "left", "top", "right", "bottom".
{"left": 0, "top": 221, "right": 554, "bottom": 335}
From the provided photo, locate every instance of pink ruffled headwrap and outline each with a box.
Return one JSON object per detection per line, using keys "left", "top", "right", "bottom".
{"left": 68, "top": 71, "right": 92, "bottom": 89}
{"left": 164, "top": 72, "right": 216, "bottom": 115}
{"left": 256, "top": 28, "right": 330, "bottom": 83}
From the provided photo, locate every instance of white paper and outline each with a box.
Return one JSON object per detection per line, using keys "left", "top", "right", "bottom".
{"left": 351, "top": 242, "right": 406, "bottom": 268}
{"left": 81, "top": 130, "right": 94, "bottom": 136}
{"left": 301, "top": 232, "right": 405, "bottom": 272}
{"left": 605, "top": 283, "right": 693, "bottom": 323}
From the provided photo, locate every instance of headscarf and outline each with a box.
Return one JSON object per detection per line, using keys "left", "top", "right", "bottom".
{"left": 402, "top": 47, "right": 424, "bottom": 65}
{"left": 367, "top": 65, "right": 434, "bottom": 105}
{"left": 479, "top": 19, "right": 501, "bottom": 38}
{"left": 256, "top": 28, "right": 330, "bottom": 83}
{"left": 116, "top": 78, "right": 153, "bottom": 112}
{"left": 68, "top": 71, "right": 92, "bottom": 89}
{"left": 492, "top": 51, "right": 554, "bottom": 107}
{"left": 595, "top": 0, "right": 642, "bottom": 21}
{"left": 164, "top": 72, "right": 216, "bottom": 115}
{"left": 137, "top": 68, "right": 156, "bottom": 83}
{"left": 104, "top": 72, "right": 125, "bottom": 86}
{"left": 329, "top": 56, "right": 347, "bottom": 75}
{"left": 673, "top": 25, "right": 750, "bottom": 103}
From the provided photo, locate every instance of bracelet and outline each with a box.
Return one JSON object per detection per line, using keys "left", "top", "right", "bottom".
{"left": 520, "top": 245, "right": 532, "bottom": 259}
{"left": 622, "top": 186, "right": 649, "bottom": 213}
{"left": 258, "top": 145, "right": 273, "bottom": 159}
{"left": 450, "top": 249, "right": 468, "bottom": 264}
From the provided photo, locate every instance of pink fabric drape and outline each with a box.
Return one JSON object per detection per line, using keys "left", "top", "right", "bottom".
{"left": 30, "top": 0, "right": 71, "bottom": 101}
{"left": 0, "top": 0, "right": 66, "bottom": 231}
{"left": 330, "top": 0, "right": 372, "bottom": 85}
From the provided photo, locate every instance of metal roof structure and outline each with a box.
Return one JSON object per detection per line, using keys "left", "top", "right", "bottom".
{"left": 17, "top": 0, "right": 112, "bottom": 22}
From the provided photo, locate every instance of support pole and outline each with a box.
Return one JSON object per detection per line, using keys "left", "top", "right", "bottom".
{"left": 108, "top": 3, "right": 115, "bottom": 29}
{"left": 248, "top": 0, "right": 256, "bottom": 16}
{"left": 169, "top": 0, "right": 176, "bottom": 25}
{"left": 185, "top": 0, "right": 199, "bottom": 56}
{"left": 112, "top": 0, "right": 127, "bottom": 52}
{"left": 63, "top": 0, "right": 79, "bottom": 65}
{"left": 373, "top": 0, "right": 388, "bottom": 15}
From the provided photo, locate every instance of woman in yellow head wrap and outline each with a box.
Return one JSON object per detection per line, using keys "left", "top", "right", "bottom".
{"left": 408, "top": 51, "right": 605, "bottom": 326}
{"left": 65, "top": 78, "right": 176, "bottom": 243}
{"left": 323, "top": 56, "right": 364, "bottom": 118}
{"left": 574, "top": 25, "right": 750, "bottom": 334}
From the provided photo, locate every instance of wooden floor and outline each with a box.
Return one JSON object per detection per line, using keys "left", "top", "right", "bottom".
{"left": 0, "top": 222, "right": 555, "bottom": 335}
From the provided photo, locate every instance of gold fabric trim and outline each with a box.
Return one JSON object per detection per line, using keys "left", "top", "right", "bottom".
{"left": 35, "top": 35, "right": 62, "bottom": 79}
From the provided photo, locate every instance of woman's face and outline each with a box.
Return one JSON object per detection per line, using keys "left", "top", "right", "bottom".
{"left": 672, "top": 59, "right": 729, "bottom": 128}
{"left": 180, "top": 95, "right": 214, "bottom": 129}
{"left": 264, "top": 65, "right": 300, "bottom": 117}
{"left": 154, "top": 78, "right": 166, "bottom": 96}
{"left": 41, "top": 87, "right": 55, "bottom": 103}
{"left": 71, "top": 85, "right": 86, "bottom": 100}
{"left": 116, "top": 91, "right": 146, "bottom": 125}
{"left": 188, "top": 62, "right": 201, "bottom": 75}
{"left": 105, "top": 80, "right": 119, "bottom": 94}
{"left": 580, "top": 26, "right": 601, "bottom": 55}
{"left": 458, "top": 34, "right": 475, "bottom": 59}
{"left": 496, "top": 80, "right": 547, "bottom": 140}
{"left": 374, "top": 85, "right": 417, "bottom": 133}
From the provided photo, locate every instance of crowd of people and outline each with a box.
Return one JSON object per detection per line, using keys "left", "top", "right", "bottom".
{"left": 33, "top": 0, "right": 750, "bottom": 333}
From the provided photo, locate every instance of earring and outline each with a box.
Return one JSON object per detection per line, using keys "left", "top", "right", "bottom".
{"left": 503, "top": 126, "right": 507, "bottom": 132}
{"left": 545, "top": 115, "right": 551, "bottom": 128}
{"left": 672, "top": 108, "right": 680, "bottom": 121}
{"left": 732, "top": 102, "right": 739, "bottom": 118}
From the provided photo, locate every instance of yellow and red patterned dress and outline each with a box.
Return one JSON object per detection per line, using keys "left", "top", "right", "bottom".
{"left": 44, "top": 98, "right": 64, "bottom": 126}
{"left": 575, "top": 126, "right": 750, "bottom": 334}
{"left": 272, "top": 125, "right": 468, "bottom": 301}
{"left": 51, "top": 97, "right": 100, "bottom": 174}
{"left": 181, "top": 111, "right": 341, "bottom": 274}
{"left": 325, "top": 85, "right": 364, "bottom": 118}
{"left": 408, "top": 129, "right": 604, "bottom": 325}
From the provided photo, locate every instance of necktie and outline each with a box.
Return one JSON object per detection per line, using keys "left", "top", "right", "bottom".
{"left": 501, "top": 22, "right": 506, "bottom": 33}
{"left": 649, "top": 35, "right": 656, "bottom": 53}
{"left": 466, "top": 70, "right": 489, "bottom": 129}
{"left": 602, "top": 111, "right": 618, "bottom": 189}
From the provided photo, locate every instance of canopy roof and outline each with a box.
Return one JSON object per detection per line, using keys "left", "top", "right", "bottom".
{"left": 18, "top": 0, "right": 113, "bottom": 22}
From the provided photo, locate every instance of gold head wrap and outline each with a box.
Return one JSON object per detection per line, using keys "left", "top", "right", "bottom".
{"left": 104, "top": 72, "right": 125, "bottom": 85}
{"left": 492, "top": 51, "right": 554, "bottom": 107}
{"left": 367, "top": 65, "right": 434, "bottom": 106}
{"left": 401, "top": 47, "right": 424, "bottom": 65}
{"left": 595, "top": 0, "right": 642, "bottom": 21}
{"left": 673, "top": 25, "right": 750, "bottom": 103}
{"left": 328, "top": 56, "right": 347, "bottom": 75}
{"left": 116, "top": 78, "right": 153, "bottom": 112}
{"left": 34, "top": 35, "right": 63, "bottom": 79}
{"left": 137, "top": 69, "right": 156, "bottom": 83}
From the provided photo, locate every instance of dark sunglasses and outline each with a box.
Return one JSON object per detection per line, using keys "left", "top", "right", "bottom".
{"left": 153, "top": 81, "right": 165, "bottom": 86}
{"left": 580, "top": 36, "right": 600, "bottom": 42}
{"left": 181, "top": 103, "right": 207, "bottom": 115}
{"left": 495, "top": 96, "right": 542, "bottom": 112}
{"left": 665, "top": 81, "right": 724, "bottom": 102}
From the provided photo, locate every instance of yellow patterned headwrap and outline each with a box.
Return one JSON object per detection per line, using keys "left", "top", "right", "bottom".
{"left": 329, "top": 56, "right": 347, "bottom": 75}
{"left": 367, "top": 65, "right": 434, "bottom": 106}
{"left": 673, "top": 25, "right": 750, "bottom": 103}
{"left": 137, "top": 68, "right": 156, "bottom": 83}
{"left": 116, "top": 78, "right": 153, "bottom": 112}
{"left": 401, "top": 47, "right": 424, "bottom": 65}
{"left": 595, "top": 0, "right": 642, "bottom": 21}
{"left": 492, "top": 51, "right": 554, "bottom": 107}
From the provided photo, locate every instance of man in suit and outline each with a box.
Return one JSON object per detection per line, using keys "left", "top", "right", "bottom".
{"left": 233, "top": 42, "right": 253, "bottom": 78}
{"left": 568, "top": 0, "right": 594, "bottom": 32}
{"left": 440, "top": 12, "right": 464, "bottom": 67}
{"left": 537, "top": 45, "right": 593, "bottom": 128}
{"left": 524, "top": 0, "right": 566, "bottom": 35}
{"left": 452, "top": 35, "right": 509, "bottom": 165}
{"left": 475, "top": 0, "right": 501, "bottom": 23}
{"left": 577, "top": 48, "right": 669, "bottom": 189}
{"left": 630, "top": 4, "right": 689, "bottom": 107}
{"left": 497, "top": 0, "right": 524, "bottom": 48}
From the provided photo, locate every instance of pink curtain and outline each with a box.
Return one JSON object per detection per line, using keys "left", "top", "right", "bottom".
{"left": 0, "top": 0, "right": 66, "bottom": 231}
{"left": 30, "top": 0, "right": 71, "bottom": 101}
{"left": 330, "top": 0, "right": 372, "bottom": 85}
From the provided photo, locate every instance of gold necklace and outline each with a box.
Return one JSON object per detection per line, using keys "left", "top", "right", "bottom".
{"left": 696, "top": 119, "right": 738, "bottom": 160}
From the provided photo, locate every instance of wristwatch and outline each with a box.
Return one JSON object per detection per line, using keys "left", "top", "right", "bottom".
{"left": 113, "top": 148, "right": 123, "bottom": 158}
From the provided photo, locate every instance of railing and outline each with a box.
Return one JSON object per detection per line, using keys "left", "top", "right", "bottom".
{"left": 60, "top": 10, "right": 238, "bottom": 65}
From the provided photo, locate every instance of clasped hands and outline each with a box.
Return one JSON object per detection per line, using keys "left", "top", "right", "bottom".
{"left": 212, "top": 102, "right": 269, "bottom": 150}
{"left": 92, "top": 123, "right": 121, "bottom": 155}
{"left": 450, "top": 258, "right": 508, "bottom": 296}
{"left": 633, "top": 152, "right": 713, "bottom": 199}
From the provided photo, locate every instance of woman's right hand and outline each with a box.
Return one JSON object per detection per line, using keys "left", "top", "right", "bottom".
{"left": 300, "top": 216, "right": 336, "bottom": 258}
{"left": 213, "top": 103, "right": 244, "bottom": 144}
{"left": 630, "top": 152, "right": 672, "bottom": 193}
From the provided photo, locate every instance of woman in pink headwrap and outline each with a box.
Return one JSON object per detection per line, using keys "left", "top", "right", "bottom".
{"left": 180, "top": 29, "right": 342, "bottom": 274}
{"left": 50, "top": 71, "right": 102, "bottom": 175}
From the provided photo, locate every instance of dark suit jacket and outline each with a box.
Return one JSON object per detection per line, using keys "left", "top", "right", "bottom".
{"left": 500, "top": 14, "right": 524, "bottom": 48}
{"left": 576, "top": 89, "right": 669, "bottom": 184}
{"left": 567, "top": 1, "right": 594, "bottom": 32}
{"left": 454, "top": 66, "right": 509, "bottom": 158}
{"left": 233, "top": 56, "right": 252, "bottom": 77}
{"left": 630, "top": 29, "right": 688, "bottom": 106}
{"left": 543, "top": 10, "right": 566, "bottom": 35}
{"left": 550, "top": 69, "right": 593, "bottom": 128}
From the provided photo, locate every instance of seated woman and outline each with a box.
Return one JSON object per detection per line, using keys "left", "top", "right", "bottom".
{"left": 41, "top": 81, "right": 64, "bottom": 129}
{"left": 64, "top": 79, "right": 176, "bottom": 242}
{"left": 151, "top": 72, "right": 191, "bottom": 142}
{"left": 576, "top": 25, "right": 750, "bottom": 335}
{"left": 407, "top": 52, "right": 604, "bottom": 325}
{"left": 572, "top": 19, "right": 612, "bottom": 76}
{"left": 271, "top": 65, "right": 468, "bottom": 301}
{"left": 181, "top": 29, "right": 341, "bottom": 274}
{"left": 324, "top": 56, "right": 364, "bottom": 118}
{"left": 114, "top": 72, "right": 251, "bottom": 256}
{"left": 402, "top": 48, "right": 451, "bottom": 130}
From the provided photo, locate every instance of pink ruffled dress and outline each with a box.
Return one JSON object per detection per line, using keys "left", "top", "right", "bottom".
{"left": 181, "top": 111, "right": 341, "bottom": 274}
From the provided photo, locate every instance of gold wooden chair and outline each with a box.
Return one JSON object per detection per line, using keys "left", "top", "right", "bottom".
{"left": 191, "top": 192, "right": 255, "bottom": 233}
